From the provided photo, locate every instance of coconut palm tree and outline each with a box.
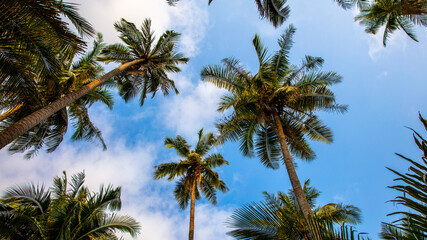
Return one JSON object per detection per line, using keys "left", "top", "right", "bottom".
{"left": 227, "top": 180, "right": 366, "bottom": 240}
{"left": 0, "top": 34, "right": 113, "bottom": 158}
{"left": 154, "top": 129, "right": 229, "bottom": 240}
{"left": 380, "top": 114, "right": 427, "bottom": 239}
{"left": 355, "top": 0, "right": 427, "bottom": 46}
{"left": 201, "top": 25, "right": 347, "bottom": 219}
{"left": 166, "top": 0, "right": 290, "bottom": 28}
{"left": 0, "top": 18, "right": 189, "bottom": 150}
{"left": 0, "top": 171, "right": 140, "bottom": 239}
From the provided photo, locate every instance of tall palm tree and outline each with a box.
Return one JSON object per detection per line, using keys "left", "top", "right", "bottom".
{"left": 227, "top": 180, "right": 365, "bottom": 240}
{"left": 154, "top": 129, "right": 229, "bottom": 240}
{"left": 0, "top": 34, "right": 113, "bottom": 158}
{"left": 201, "top": 25, "right": 347, "bottom": 219}
{"left": 0, "top": 18, "right": 189, "bottom": 150}
{"left": 380, "top": 114, "right": 427, "bottom": 239}
{"left": 166, "top": 0, "right": 290, "bottom": 28}
{"left": 0, "top": 171, "right": 140, "bottom": 239}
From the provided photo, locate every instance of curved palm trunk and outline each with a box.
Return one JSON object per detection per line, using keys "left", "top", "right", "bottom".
{"left": 272, "top": 110, "right": 313, "bottom": 219}
{"left": 189, "top": 180, "right": 196, "bottom": 240}
{"left": 0, "top": 103, "right": 23, "bottom": 122}
{"left": 0, "top": 59, "right": 145, "bottom": 150}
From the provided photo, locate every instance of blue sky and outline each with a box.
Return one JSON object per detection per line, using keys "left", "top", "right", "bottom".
{"left": 1, "top": 0, "right": 427, "bottom": 239}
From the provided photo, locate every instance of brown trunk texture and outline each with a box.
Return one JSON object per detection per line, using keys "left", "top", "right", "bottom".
{"left": 0, "top": 59, "right": 145, "bottom": 150}
{"left": 189, "top": 180, "right": 196, "bottom": 240}
{"left": 272, "top": 110, "right": 313, "bottom": 219}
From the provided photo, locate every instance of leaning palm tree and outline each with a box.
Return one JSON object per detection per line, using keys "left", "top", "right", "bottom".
{"left": 166, "top": 0, "right": 290, "bottom": 28}
{"left": 154, "top": 129, "right": 229, "bottom": 240}
{"left": 228, "top": 180, "right": 365, "bottom": 240}
{"left": 0, "top": 171, "right": 140, "bottom": 239}
{"left": 380, "top": 114, "right": 427, "bottom": 239}
{"left": 201, "top": 25, "right": 347, "bottom": 219}
{"left": 0, "top": 18, "right": 189, "bottom": 150}
{"left": 1, "top": 34, "right": 113, "bottom": 158}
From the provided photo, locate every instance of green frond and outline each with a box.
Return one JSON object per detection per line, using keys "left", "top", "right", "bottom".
{"left": 271, "top": 24, "right": 295, "bottom": 77}
{"left": 77, "top": 214, "right": 141, "bottom": 239}
{"left": 302, "top": 116, "right": 333, "bottom": 144}
{"left": 381, "top": 114, "right": 427, "bottom": 238}
{"left": 195, "top": 129, "right": 216, "bottom": 156}
{"left": 164, "top": 136, "right": 191, "bottom": 157}
{"left": 238, "top": 120, "right": 258, "bottom": 157}
{"left": 153, "top": 162, "right": 182, "bottom": 180}
{"left": 201, "top": 64, "right": 244, "bottom": 92}
{"left": 173, "top": 178, "right": 191, "bottom": 210}
{"left": 255, "top": 0, "right": 290, "bottom": 28}
{"left": 253, "top": 34, "right": 270, "bottom": 66}
{"left": 98, "top": 43, "right": 132, "bottom": 63}
{"left": 255, "top": 125, "right": 281, "bottom": 169}
{"left": 204, "top": 153, "right": 229, "bottom": 168}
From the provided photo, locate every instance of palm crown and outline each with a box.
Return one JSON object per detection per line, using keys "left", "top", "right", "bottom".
{"left": 334, "top": 0, "right": 427, "bottom": 45}
{"left": 201, "top": 25, "right": 347, "bottom": 219}
{"left": 99, "top": 18, "right": 189, "bottom": 106}
{"left": 154, "top": 129, "right": 229, "bottom": 208}
{"left": 202, "top": 25, "right": 346, "bottom": 167}
{"left": 0, "top": 171, "right": 140, "bottom": 239}
{"left": 356, "top": 0, "right": 427, "bottom": 46}
{"left": 227, "top": 180, "right": 363, "bottom": 240}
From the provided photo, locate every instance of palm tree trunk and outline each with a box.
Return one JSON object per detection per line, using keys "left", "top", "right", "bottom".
{"left": 0, "top": 103, "right": 23, "bottom": 122}
{"left": 272, "top": 109, "right": 313, "bottom": 219}
{"left": 189, "top": 180, "right": 196, "bottom": 240}
{"left": 0, "top": 59, "right": 145, "bottom": 150}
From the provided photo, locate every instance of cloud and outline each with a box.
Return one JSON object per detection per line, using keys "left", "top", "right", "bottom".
{"left": 158, "top": 74, "right": 226, "bottom": 141}
{"left": 71, "top": 0, "right": 208, "bottom": 58}
{"left": 0, "top": 137, "right": 157, "bottom": 195}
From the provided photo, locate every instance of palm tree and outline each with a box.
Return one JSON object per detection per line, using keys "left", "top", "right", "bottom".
{"left": 380, "top": 114, "right": 427, "bottom": 239}
{"left": 166, "top": 0, "right": 290, "bottom": 28}
{"left": 227, "top": 181, "right": 366, "bottom": 240}
{"left": 0, "top": 18, "right": 189, "bottom": 150}
{"left": 1, "top": 34, "right": 113, "bottom": 158}
{"left": 0, "top": 171, "right": 140, "bottom": 239}
{"left": 356, "top": 0, "right": 427, "bottom": 45}
{"left": 154, "top": 129, "right": 229, "bottom": 240}
{"left": 201, "top": 25, "right": 347, "bottom": 219}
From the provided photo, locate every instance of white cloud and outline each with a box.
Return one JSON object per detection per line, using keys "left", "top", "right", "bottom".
{"left": 71, "top": 0, "right": 208, "bottom": 58}
{"left": 158, "top": 75, "right": 226, "bottom": 141}
{"left": 0, "top": 138, "right": 157, "bottom": 195}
